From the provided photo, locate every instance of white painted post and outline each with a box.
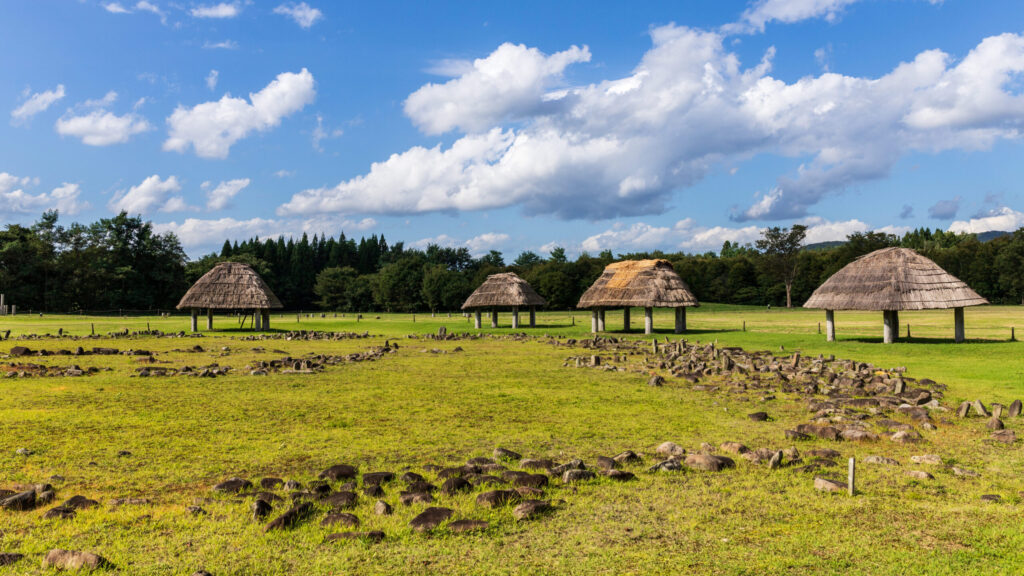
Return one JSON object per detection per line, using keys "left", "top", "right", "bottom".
{"left": 623, "top": 308, "right": 631, "bottom": 332}
{"left": 597, "top": 309, "right": 606, "bottom": 332}
{"left": 954, "top": 307, "right": 965, "bottom": 343}
{"left": 644, "top": 307, "right": 653, "bottom": 335}
{"left": 491, "top": 309, "right": 498, "bottom": 328}
{"left": 591, "top": 310, "right": 598, "bottom": 333}
{"left": 207, "top": 309, "right": 213, "bottom": 330}
{"left": 529, "top": 306, "right": 536, "bottom": 327}
{"left": 512, "top": 306, "right": 520, "bottom": 329}
{"left": 190, "top": 309, "right": 198, "bottom": 333}
{"left": 474, "top": 310, "right": 482, "bottom": 329}
{"left": 826, "top": 310, "right": 835, "bottom": 342}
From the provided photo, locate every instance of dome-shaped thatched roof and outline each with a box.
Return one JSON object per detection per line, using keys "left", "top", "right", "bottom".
{"left": 804, "top": 247, "right": 988, "bottom": 311}
{"left": 177, "top": 262, "right": 283, "bottom": 310}
{"left": 461, "top": 272, "right": 546, "bottom": 310}
{"left": 577, "top": 259, "right": 699, "bottom": 309}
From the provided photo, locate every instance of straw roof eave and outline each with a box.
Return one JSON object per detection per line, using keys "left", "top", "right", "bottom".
{"left": 803, "top": 247, "right": 988, "bottom": 311}
{"left": 461, "top": 272, "right": 546, "bottom": 310}
{"left": 577, "top": 259, "right": 699, "bottom": 309}
{"left": 176, "top": 262, "right": 284, "bottom": 310}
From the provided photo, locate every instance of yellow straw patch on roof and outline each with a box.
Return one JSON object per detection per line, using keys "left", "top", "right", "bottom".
{"left": 176, "top": 262, "right": 283, "bottom": 310}
{"left": 578, "top": 259, "right": 699, "bottom": 308}
{"left": 461, "top": 272, "right": 546, "bottom": 310}
{"left": 804, "top": 247, "right": 988, "bottom": 311}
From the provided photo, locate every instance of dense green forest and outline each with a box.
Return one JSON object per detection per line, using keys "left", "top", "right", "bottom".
{"left": 3, "top": 210, "right": 1024, "bottom": 313}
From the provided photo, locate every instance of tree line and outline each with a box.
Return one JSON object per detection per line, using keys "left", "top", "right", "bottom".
{"left": 3, "top": 211, "right": 1024, "bottom": 313}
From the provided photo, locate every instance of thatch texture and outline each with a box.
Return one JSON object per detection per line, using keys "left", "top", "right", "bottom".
{"left": 176, "top": 262, "right": 283, "bottom": 310}
{"left": 804, "top": 247, "right": 988, "bottom": 311}
{"left": 461, "top": 272, "right": 546, "bottom": 310}
{"left": 577, "top": 259, "right": 699, "bottom": 308}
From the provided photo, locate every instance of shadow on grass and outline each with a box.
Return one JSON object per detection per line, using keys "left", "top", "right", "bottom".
{"left": 842, "top": 336, "right": 1011, "bottom": 345}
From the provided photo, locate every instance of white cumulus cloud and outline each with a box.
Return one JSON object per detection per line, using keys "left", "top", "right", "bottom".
{"left": 164, "top": 68, "right": 316, "bottom": 159}
{"left": 204, "top": 178, "right": 250, "bottom": 211}
{"left": 108, "top": 175, "right": 189, "bottom": 214}
{"left": 11, "top": 85, "right": 66, "bottom": 124}
{"left": 55, "top": 106, "right": 151, "bottom": 146}
{"left": 206, "top": 70, "right": 219, "bottom": 91}
{"left": 949, "top": 207, "right": 1024, "bottom": 234}
{"left": 273, "top": 2, "right": 323, "bottom": 28}
{"left": 0, "top": 175, "right": 89, "bottom": 215}
{"left": 191, "top": 2, "right": 240, "bottom": 18}
{"left": 279, "top": 27, "right": 1024, "bottom": 223}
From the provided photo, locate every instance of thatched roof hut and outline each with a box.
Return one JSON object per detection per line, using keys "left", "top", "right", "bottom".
{"left": 577, "top": 259, "right": 699, "bottom": 334}
{"left": 462, "top": 272, "right": 545, "bottom": 329}
{"left": 804, "top": 247, "right": 988, "bottom": 343}
{"left": 176, "top": 262, "right": 282, "bottom": 331}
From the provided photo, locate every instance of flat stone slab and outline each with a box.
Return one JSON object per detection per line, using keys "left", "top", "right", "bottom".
{"left": 409, "top": 507, "right": 453, "bottom": 532}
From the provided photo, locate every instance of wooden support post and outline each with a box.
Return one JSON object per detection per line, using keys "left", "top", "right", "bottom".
{"left": 848, "top": 457, "right": 856, "bottom": 496}
{"left": 512, "top": 306, "right": 520, "bottom": 329}
{"left": 674, "top": 307, "right": 685, "bottom": 334}
{"left": 1012, "top": 327, "right": 1016, "bottom": 342}
{"left": 597, "top": 309, "right": 606, "bottom": 332}
{"left": 190, "top": 309, "right": 198, "bottom": 333}
{"left": 491, "top": 309, "right": 498, "bottom": 328}
{"left": 529, "top": 306, "right": 536, "bottom": 327}
{"left": 262, "top": 310, "right": 270, "bottom": 330}
{"left": 207, "top": 309, "right": 213, "bottom": 330}
{"left": 883, "top": 311, "right": 898, "bottom": 344}
{"left": 954, "top": 307, "right": 965, "bottom": 343}
{"left": 623, "top": 308, "right": 631, "bottom": 332}
{"left": 590, "top": 310, "right": 597, "bottom": 333}
{"left": 825, "top": 309, "right": 835, "bottom": 342}
{"left": 254, "top": 309, "right": 262, "bottom": 331}
{"left": 644, "top": 307, "right": 653, "bottom": 335}
{"left": 474, "top": 310, "right": 482, "bottom": 329}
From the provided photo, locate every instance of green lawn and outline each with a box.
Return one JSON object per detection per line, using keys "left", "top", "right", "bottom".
{"left": 1, "top": 305, "right": 1023, "bottom": 574}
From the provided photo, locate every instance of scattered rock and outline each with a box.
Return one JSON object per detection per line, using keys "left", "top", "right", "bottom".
{"left": 493, "top": 447, "right": 521, "bottom": 461}
{"left": 63, "top": 495, "right": 99, "bottom": 510}
{"left": 41, "top": 549, "right": 111, "bottom": 571}
{"left": 747, "top": 411, "right": 769, "bottom": 422}
{"left": 323, "top": 491, "right": 358, "bottom": 509}
{"left": 1008, "top": 399, "right": 1022, "bottom": 418}
{"left": 265, "top": 502, "right": 313, "bottom": 531}
{"left": 562, "top": 469, "right": 596, "bottom": 483}
{"left": 409, "top": 507, "right": 453, "bottom": 532}
{"left": 319, "top": 464, "right": 358, "bottom": 482}
{"left": 512, "top": 499, "right": 552, "bottom": 521}
{"left": 0, "top": 490, "right": 35, "bottom": 511}
{"left": 906, "top": 470, "right": 934, "bottom": 480}
{"left": 476, "top": 490, "right": 520, "bottom": 508}
{"left": 440, "top": 477, "right": 471, "bottom": 495}
{"left": 910, "top": 454, "right": 942, "bottom": 466}
{"left": 992, "top": 429, "right": 1016, "bottom": 444}
{"left": 260, "top": 478, "right": 284, "bottom": 490}
{"left": 399, "top": 492, "right": 434, "bottom": 506}
{"left": 43, "top": 506, "right": 76, "bottom": 520}
{"left": 980, "top": 494, "right": 1001, "bottom": 503}
{"left": 813, "top": 477, "right": 846, "bottom": 493}
{"left": 612, "top": 450, "right": 641, "bottom": 464}
{"left": 321, "top": 512, "right": 360, "bottom": 528}
{"left": 684, "top": 453, "right": 734, "bottom": 472}
{"left": 719, "top": 442, "right": 748, "bottom": 455}
{"left": 647, "top": 374, "right": 665, "bottom": 387}
{"left": 648, "top": 459, "right": 683, "bottom": 472}
{"left": 604, "top": 470, "right": 636, "bottom": 481}
{"left": 952, "top": 467, "right": 980, "bottom": 478}
{"left": 864, "top": 456, "right": 900, "bottom": 466}
{"left": 785, "top": 430, "right": 812, "bottom": 441}
{"left": 374, "top": 500, "right": 392, "bottom": 516}
{"left": 213, "top": 478, "right": 252, "bottom": 494}
{"left": 986, "top": 416, "right": 1004, "bottom": 430}
{"left": 655, "top": 442, "right": 685, "bottom": 458}
{"left": 252, "top": 499, "right": 272, "bottom": 520}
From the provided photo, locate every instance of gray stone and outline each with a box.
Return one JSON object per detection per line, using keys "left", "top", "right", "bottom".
{"left": 512, "top": 499, "right": 552, "bottom": 521}
{"left": 251, "top": 499, "right": 272, "bottom": 520}
{"left": 562, "top": 469, "right": 596, "bottom": 483}
{"left": 992, "top": 429, "right": 1016, "bottom": 444}
{"left": 374, "top": 500, "right": 392, "bottom": 516}
{"left": 863, "top": 455, "right": 900, "bottom": 466}
{"left": 476, "top": 490, "right": 520, "bottom": 508}
{"left": 399, "top": 492, "right": 434, "bottom": 506}
{"left": 906, "top": 470, "right": 934, "bottom": 480}
{"left": 41, "top": 549, "right": 111, "bottom": 571}
{"left": 952, "top": 467, "right": 980, "bottom": 478}
{"left": 986, "top": 416, "right": 1004, "bottom": 430}
{"left": 321, "top": 512, "right": 359, "bottom": 528}
{"left": 264, "top": 502, "right": 313, "bottom": 531}
{"left": 684, "top": 453, "right": 735, "bottom": 472}
{"left": 0, "top": 490, "right": 35, "bottom": 511}
{"left": 1008, "top": 399, "right": 1022, "bottom": 418}
{"left": 493, "top": 447, "right": 522, "bottom": 461}
{"left": 213, "top": 477, "right": 252, "bottom": 494}
{"left": 409, "top": 507, "right": 453, "bottom": 532}
{"left": 655, "top": 442, "right": 686, "bottom": 458}
{"left": 440, "top": 477, "right": 471, "bottom": 495}
{"left": 911, "top": 454, "right": 943, "bottom": 465}
{"left": 319, "top": 464, "right": 358, "bottom": 482}
{"left": 449, "top": 519, "right": 489, "bottom": 533}
{"left": 603, "top": 470, "right": 636, "bottom": 481}
{"left": 813, "top": 477, "right": 846, "bottom": 493}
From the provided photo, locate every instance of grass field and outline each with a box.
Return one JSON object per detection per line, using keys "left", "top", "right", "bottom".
{"left": 1, "top": 305, "right": 1023, "bottom": 574}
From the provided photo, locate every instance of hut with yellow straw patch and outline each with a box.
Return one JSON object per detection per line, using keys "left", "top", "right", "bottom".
{"left": 804, "top": 247, "right": 988, "bottom": 343}
{"left": 177, "top": 262, "right": 283, "bottom": 332}
{"left": 577, "top": 259, "right": 699, "bottom": 335}
{"left": 461, "top": 272, "right": 546, "bottom": 329}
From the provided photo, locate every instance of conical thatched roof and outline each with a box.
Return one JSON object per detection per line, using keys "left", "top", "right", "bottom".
{"left": 577, "top": 259, "right": 699, "bottom": 309}
{"left": 176, "top": 262, "right": 283, "bottom": 310}
{"left": 804, "top": 247, "right": 988, "bottom": 311}
{"left": 461, "top": 272, "right": 546, "bottom": 310}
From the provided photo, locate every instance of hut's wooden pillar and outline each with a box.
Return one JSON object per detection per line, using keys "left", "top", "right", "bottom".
{"left": 675, "top": 307, "right": 686, "bottom": 334}
{"left": 206, "top": 309, "right": 213, "bottom": 330}
{"left": 597, "top": 309, "right": 606, "bottom": 332}
{"left": 529, "top": 306, "right": 536, "bottom": 327}
{"left": 883, "top": 310, "right": 899, "bottom": 344}
{"left": 512, "top": 306, "right": 520, "bottom": 329}
{"left": 254, "top": 309, "right": 262, "bottom": 331}
{"left": 954, "top": 307, "right": 965, "bottom": 343}
{"left": 623, "top": 308, "right": 631, "bottom": 332}
{"left": 474, "top": 310, "right": 482, "bottom": 329}
{"left": 591, "top": 310, "right": 598, "bottom": 333}
{"left": 825, "top": 310, "right": 835, "bottom": 342}
{"left": 644, "top": 307, "right": 653, "bottom": 335}
{"left": 190, "top": 309, "right": 198, "bottom": 333}
{"left": 262, "top": 310, "right": 270, "bottom": 330}
{"left": 491, "top": 309, "right": 498, "bottom": 328}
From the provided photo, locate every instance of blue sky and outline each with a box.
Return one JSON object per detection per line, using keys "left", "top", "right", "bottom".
{"left": 2, "top": 0, "right": 1024, "bottom": 258}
